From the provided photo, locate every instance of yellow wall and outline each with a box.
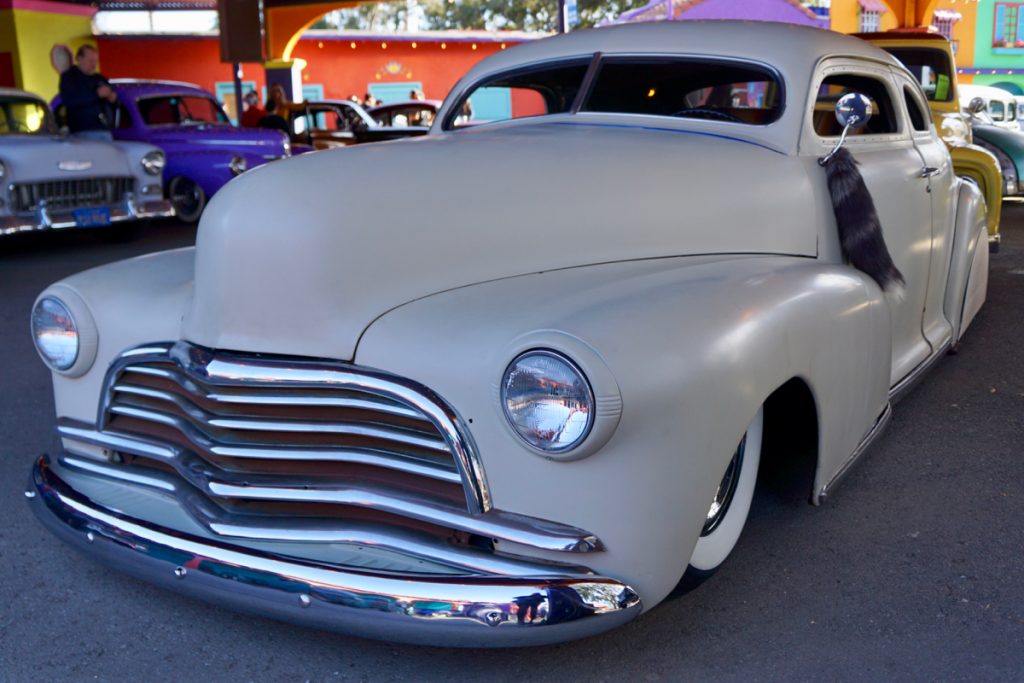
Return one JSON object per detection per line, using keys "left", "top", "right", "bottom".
{"left": 830, "top": 0, "right": 900, "bottom": 34}
{"left": 932, "top": 0, "right": 977, "bottom": 69}
{"left": 14, "top": 8, "right": 93, "bottom": 97}
{"left": 0, "top": 4, "right": 93, "bottom": 97}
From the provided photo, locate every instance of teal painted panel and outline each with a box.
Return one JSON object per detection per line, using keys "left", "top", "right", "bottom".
{"left": 302, "top": 84, "right": 324, "bottom": 102}
{"left": 468, "top": 87, "right": 512, "bottom": 122}
{"left": 369, "top": 82, "right": 423, "bottom": 105}
{"left": 214, "top": 81, "right": 256, "bottom": 124}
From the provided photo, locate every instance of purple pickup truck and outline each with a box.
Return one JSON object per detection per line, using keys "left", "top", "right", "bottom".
{"left": 55, "top": 80, "right": 290, "bottom": 222}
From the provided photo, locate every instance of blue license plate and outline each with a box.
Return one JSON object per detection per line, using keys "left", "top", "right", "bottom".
{"left": 73, "top": 207, "right": 111, "bottom": 227}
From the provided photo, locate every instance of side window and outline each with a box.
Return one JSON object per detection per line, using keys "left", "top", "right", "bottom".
{"left": 447, "top": 60, "right": 590, "bottom": 129}
{"left": 903, "top": 86, "right": 930, "bottom": 132}
{"left": 989, "top": 100, "right": 1005, "bottom": 121}
{"left": 814, "top": 74, "right": 898, "bottom": 136}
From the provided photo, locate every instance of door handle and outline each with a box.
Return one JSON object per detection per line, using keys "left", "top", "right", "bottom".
{"left": 920, "top": 166, "right": 940, "bottom": 177}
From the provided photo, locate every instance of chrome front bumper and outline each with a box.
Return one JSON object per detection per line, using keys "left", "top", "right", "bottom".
{"left": 0, "top": 197, "right": 174, "bottom": 236}
{"left": 27, "top": 456, "right": 642, "bottom": 647}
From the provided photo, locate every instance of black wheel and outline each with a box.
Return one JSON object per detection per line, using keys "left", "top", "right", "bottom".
{"left": 168, "top": 176, "right": 207, "bottom": 223}
{"left": 682, "top": 407, "right": 764, "bottom": 587}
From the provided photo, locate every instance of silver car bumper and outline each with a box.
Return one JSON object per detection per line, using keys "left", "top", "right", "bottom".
{"left": 0, "top": 198, "right": 174, "bottom": 236}
{"left": 26, "top": 456, "right": 642, "bottom": 647}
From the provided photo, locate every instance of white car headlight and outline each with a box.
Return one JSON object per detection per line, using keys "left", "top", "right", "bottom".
{"left": 940, "top": 116, "right": 968, "bottom": 147}
{"left": 141, "top": 150, "right": 165, "bottom": 176}
{"left": 229, "top": 155, "right": 247, "bottom": 175}
{"left": 501, "top": 350, "right": 594, "bottom": 453}
{"left": 31, "top": 296, "right": 79, "bottom": 371}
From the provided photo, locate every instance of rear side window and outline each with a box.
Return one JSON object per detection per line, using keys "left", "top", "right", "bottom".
{"left": 813, "top": 74, "right": 898, "bottom": 136}
{"left": 581, "top": 58, "right": 783, "bottom": 125}
{"left": 448, "top": 60, "right": 590, "bottom": 128}
{"left": 990, "top": 100, "right": 1005, "bottom": 121}
{"left": 904, "top": 86, "right": 930, "bottom": 132}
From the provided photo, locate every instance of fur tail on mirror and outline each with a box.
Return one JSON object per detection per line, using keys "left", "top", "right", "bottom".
{"left": 823, "top": 147, "right": 905, "bottom": 292}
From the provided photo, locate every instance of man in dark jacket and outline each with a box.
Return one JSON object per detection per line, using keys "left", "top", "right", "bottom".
{"left": 58, "top": 44, "right": 117, "bottom": 137}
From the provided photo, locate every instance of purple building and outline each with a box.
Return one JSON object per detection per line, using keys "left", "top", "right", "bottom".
{"left": 612, "top": 0, "right": 829, "bottom": 29}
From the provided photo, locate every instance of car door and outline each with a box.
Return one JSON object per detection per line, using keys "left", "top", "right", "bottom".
{"left": 895, "top": 70, "right": 956, "bottom": 352}
{"left": 807, "top": 61, "right": 935, "bottom": 388}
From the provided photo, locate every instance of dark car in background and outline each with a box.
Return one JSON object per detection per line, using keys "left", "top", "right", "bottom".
{"left": 54, "top": 80, "right": 291, "bottom": 222}
{"left": 368, "top": 99, "right": 441, "bottom": 128}
{"left": 288, "top": 99, "right": 429, "bottom": 151}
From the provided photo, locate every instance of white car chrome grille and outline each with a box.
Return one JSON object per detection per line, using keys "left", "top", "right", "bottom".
{"left": 10, "top": 177, "right": 134, "bottom": 213}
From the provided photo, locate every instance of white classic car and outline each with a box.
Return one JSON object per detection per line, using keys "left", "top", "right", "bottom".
{"left": 0, "top": 88, "right": 172, "bottom": 236}
{"left": 960, "top": 83, "right": 1021, "bottom": 131}
{"left": 26, "top": 22, "right": 989, "bottom": 646}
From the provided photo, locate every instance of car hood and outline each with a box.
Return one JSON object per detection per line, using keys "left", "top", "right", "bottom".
{"left": 971, "top": 124, "right": 1024, "bottom": 163}
{"left": 142, "top": 124, "right": 286, "bottom": 154}
{"left": 183, "top": 122, "right": 819, "bottom": 361}
{"left": 0, "top": 135, "right": 132, "bottom": 181}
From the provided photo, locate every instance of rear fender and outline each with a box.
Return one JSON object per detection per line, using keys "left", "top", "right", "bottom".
{"left": 944, "top": 180, "right": 989, "bottom": 342}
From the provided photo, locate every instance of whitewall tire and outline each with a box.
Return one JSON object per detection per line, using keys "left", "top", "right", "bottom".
{"left": 687, "top": 406, "right": 764, "bottom": 575}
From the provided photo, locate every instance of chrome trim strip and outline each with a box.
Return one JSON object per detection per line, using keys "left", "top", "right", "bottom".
{"left": 28, "top": 457, "right": 641, "bottom": 647}
{"left": 100, "top": 342, "right": 492, "bottom": 513}
{"left": 121, "top": 365, "right": 427, "bottom": 421}
{"left": 64, "top": 413, "right": 460, "bottom": 483}
{"left": 889, "top": 338, "right": 953, "bottom": 405}
{"left": 57, "top": 455, "right": 590, "bottom": 578}
{"left": 58, "top": 420, "right": 603, "bottom": 553}
{"left": 817, "top": 403, "right": 892, "bottom": 503}
{"left": 109, "top": 394, "right": 450, "bottom": 453}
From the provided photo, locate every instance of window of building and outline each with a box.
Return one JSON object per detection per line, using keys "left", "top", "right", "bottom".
{"left": 932, "top": 10, "right": 960, "bottom": 41}
{"left": 859, "top": 8, "right": 882, "bottom": 33}
{"left": 994, "top": 2, "right": 1023, "bottom": 48}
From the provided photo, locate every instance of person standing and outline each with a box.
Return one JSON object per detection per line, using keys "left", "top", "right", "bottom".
{"left": 58, "top": 44, "right": 117, "bottom": 139}
{"left": 239, "top": 90, "right": 266, "bottom": 128}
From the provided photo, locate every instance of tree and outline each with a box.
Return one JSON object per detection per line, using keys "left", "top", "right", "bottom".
{"left": 419, "top": 0, "right": 649, "bottom": 32}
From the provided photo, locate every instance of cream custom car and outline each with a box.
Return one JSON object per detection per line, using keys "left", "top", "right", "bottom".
{"left": 26, "top": 22, "right": 989, "bottom": 647}
{"left": 0, "top": 88, "right": 172, "bottom": 236}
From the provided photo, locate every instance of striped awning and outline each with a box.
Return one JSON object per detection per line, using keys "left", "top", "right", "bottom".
{"left": 858, "top": 0, "right": 888, "bottom": 12}
{"left": 934, "top": 10, "right": 963, "bottom": 22}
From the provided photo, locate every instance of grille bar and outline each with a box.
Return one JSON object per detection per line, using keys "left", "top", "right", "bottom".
{"left": 59, "top": 420, "right": 604, "bottom": 553}
{"left": 11, "top": 177, "right": 134, "bottom": 213}
{"left": 58, "top": 454, "right": 592, "bottom": 577}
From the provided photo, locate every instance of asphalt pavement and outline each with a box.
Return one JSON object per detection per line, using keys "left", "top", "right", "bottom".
{"left": 1, "top": 210, "right": 1022, "bottom": 681}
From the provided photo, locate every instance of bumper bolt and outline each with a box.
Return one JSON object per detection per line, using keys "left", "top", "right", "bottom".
{"left": 299, "top": 594, "right": 312, "bottom": 608}
{"left": 174, "top": 567, "right": 187, "bottom": 579}
{"left": 24, "top": 490, "right": 36, "bottom": 499}
{"left": 86, "top": 532, "right": 95, "bottom": 543}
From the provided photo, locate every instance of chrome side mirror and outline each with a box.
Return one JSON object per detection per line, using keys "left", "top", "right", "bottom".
{"left": 967, "top": 96, "right": 987, "bottom": 115}
{"left": 819, "top": 93, "right": 873, "bottom": 166}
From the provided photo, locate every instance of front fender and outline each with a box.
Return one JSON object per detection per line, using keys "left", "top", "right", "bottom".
{"left": 949, "top": 144, "right": 1002, "bottom": 238}
{"left": 355, "top": 255, "right": 890, "bottom": 610}
{"left": 945, "top": 179, "right": 989, "bottom": 342}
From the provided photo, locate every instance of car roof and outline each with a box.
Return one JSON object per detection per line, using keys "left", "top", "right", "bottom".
{"left": 960, "top": 84, "right": 1017, "bottom": 101}
{"left": 0, "top": 87, "right": 45, "bottom": 102}
{"left": 436, "top": 21, "right": 905, "bottom": 155}
{"left": 110, "top": 79, "right": 214, "bottom": 98}
{"left": 456, "top": 21, "right": 902, "bottom": 85}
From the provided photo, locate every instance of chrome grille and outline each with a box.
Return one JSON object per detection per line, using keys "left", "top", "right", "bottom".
{"left": 65, "top": 342, "right": 603, "bottom": 574}
{"left": 10, "top": 177, "right": 133, "bottom": 213}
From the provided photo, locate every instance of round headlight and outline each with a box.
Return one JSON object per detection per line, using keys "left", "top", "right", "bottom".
{"left": 31, "top": 296, "right": 79, "bottom": 371}
{"left": 501, "top": 350, "right": 594, "bottom": 453}
{"left": 229, "top": 155, "right": 247, "bottom": 176}
{"left": 940, "top": 116, "right": 968, "bottom": 147}
{"left": 141, "top": 150, "right": 165, "bottom": 176}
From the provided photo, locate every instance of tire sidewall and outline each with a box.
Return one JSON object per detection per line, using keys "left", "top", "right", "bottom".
{"left": 168, "top": 176, "right": 206, "bottom": 223}
{"left": 687, "top": 406, "right": 764, "bottom": 573}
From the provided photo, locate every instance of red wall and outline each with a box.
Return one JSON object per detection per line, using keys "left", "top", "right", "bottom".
{"left": 96, "top": 34, "right": 520, "bottom": 103}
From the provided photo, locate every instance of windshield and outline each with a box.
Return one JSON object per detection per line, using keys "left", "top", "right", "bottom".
{"left": 0, "top": 97, "right": 54, "bottom": 135}
{"left": 447, "top": 56, "right": 783, "bottom": 130}
{"left": 884, "top": 47, "right": 954, "bottom": 102}
{"left": 137, "top": 95, "right": 230, "bottom": 126}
